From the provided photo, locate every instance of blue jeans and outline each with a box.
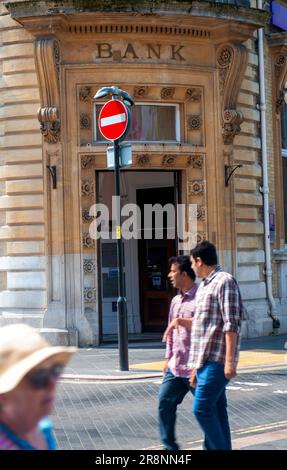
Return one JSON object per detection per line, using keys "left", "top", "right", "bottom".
{"left": 193, "top": 361, "right": 232, "bottom": 450}
{"left": 158, "top": 369, "right": 194, "bottom": 450}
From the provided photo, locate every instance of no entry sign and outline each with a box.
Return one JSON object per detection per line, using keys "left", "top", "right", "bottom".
{"left": 98, "top": 99, "right": 128, "bottom": 141}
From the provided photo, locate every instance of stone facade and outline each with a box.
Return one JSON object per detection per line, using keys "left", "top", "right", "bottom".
{"left": 0, "top": 0, "right": 286, "bottom": 345}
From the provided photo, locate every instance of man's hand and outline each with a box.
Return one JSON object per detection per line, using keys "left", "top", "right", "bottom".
{"left": 162, "top": 359, "right": 169, "bottom": 374}
{"left": 224, "top": 360, "right": 237, "bottom": 379}
{"left": 189, "top": 368, "right": 197, "bottom": 388}
{"left": 162, "top": 318, "right": 179, "bottom": 342}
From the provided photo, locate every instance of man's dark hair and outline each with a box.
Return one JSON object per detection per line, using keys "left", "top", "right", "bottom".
{"left": 169, "top": 255, "right": 196, "bottom": 281}
{"left": 190, "top": 240, "right": 218, "bottom": 266}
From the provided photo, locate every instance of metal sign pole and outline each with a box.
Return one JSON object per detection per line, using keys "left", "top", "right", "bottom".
{"left": 94, "top": 86, "right": 133, "bottom": 372}
{"left": 114, "top": 138, "right": 129, "bottom": 371}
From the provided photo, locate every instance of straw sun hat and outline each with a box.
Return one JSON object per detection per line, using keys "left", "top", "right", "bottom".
{"left": 0, "top": 324, "right": 76, "bottom": 394}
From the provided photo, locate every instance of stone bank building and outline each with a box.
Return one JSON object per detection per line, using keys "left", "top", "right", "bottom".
{"left": 1, "top": 0, "right": 287, "bottom": 346}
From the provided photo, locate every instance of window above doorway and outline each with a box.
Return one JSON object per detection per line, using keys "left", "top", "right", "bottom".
{"left": 93, "top": 103, "right": 180, "bottom": 143}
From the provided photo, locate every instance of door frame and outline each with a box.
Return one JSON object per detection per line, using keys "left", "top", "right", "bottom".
{"left": 96, "top": 169, "right": 182, "bottom": 338}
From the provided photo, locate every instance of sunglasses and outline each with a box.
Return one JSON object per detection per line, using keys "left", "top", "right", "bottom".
{"left": 26, "top": 364, "right": 64, "bottom": 390}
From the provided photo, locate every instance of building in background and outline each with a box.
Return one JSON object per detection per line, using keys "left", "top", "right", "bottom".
{"left": 0, "top": 0, "right": 287, "bottom": 346}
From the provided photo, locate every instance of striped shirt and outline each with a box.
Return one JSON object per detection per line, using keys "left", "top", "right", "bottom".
{"left": 188, "top": 266, "right": 243, "bottom": 370}
{"left": 166, "top": 283, "right": 198, "bottom": 378}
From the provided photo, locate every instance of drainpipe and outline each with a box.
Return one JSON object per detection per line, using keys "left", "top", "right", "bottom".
{"left": 257, "top": 0, "right": 280, "bottom": 330}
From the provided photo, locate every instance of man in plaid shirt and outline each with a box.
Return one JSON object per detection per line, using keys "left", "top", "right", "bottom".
{"left": 159, "top": 255, "right": 198, "bottom": 450}
{"left": 189, "top": 241, "right": 243, "bottom": 450}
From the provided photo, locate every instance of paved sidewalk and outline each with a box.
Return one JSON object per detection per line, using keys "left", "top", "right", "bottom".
{"left": 63, "top": 333, "right": 287, "bottom": 381}
{"left": 54, "top": 334, "right": 287, "bottom": 451}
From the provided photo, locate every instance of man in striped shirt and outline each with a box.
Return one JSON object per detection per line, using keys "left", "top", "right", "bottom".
{"left": 159, "top": 255, "right": 198, "bottom": 450}
{"left": 189, "top": 241, "right": 243, "bottom": 450}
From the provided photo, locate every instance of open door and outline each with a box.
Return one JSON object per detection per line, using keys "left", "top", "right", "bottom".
{"left": 137, "top": 186, "right": 176, "bottom": 332}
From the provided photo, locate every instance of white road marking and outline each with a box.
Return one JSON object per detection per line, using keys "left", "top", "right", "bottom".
{"left": 227, "top": 386, "right": 257, "bottom": 391}
{"left": 234, "top": 381, "right": 270, "bottom": 387}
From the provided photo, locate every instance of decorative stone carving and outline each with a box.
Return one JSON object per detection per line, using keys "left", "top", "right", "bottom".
{"left": 134, "top": 86, "right": 148, "bottom": 98}
{"left": 187, "top": 154, "right": 203, "bottom": 169}
{"left": 79, "top": 86, "right": 92, "bottom": 102}
{"left": 186, "top": 88, "right": 201, "bottom": 102}
{"left": 37, "top": 107, "right": 61, "bottom": 144}
{"left": 217, "top": 46, "right": 234, "bottom": 95}
{"left": 80, "top": 113, "right": 92, "bottom": 129}
{"left": 82, "top": 233, "right": 95, "bottom": 248}
{"left": 275, "top": 54, "right": 286, "bottom": 77}
{"left": 196, "top": 205, "right": 206, "bottom": 221}
{"left": 222, "top": 109, "right": 244, "bottom": 146}
{"left": 190, "top": 231, "right": 206, "bottom": 246}
{"left": 82, "top": 208, "right": 94, "bottom": 223}
{"left": 136, "top": 154, "right": 150, "bottom": 167}
{"left": 84, "top": 259, "right": 96, "bottom": 274}
{"left": 81, "top": 154, "right": 94, "bottom": 169}
{"left": 162, "top": 155, "right": 176, "bottom": 167}
{"left": 273, "top": 53, "right": 287, "bottom": 114}
{"left": 276, "top": 89, "right": 285, "bottom": 114}
{"left": 84, "top": 287, "right": 96, "bottom": 303}
{"left": 161, "top": 87, "right": 175, "bottom": 99}
{"left": 35, "top": 38, "right": 61, "bottom": 143}
{"left": 81, "top": 179, "right": 94, "bottom": 197}
{"left": 216, "top": 42, "right": 247, "bottom": 145}
{"left": 187, "top": 115, "right": 202, "bottom": 131}
{"left": 196, "top": 232, "right": 206, "bottom": 244}
{"left": 188, "top": 180, "right": 205, "bottom": 196}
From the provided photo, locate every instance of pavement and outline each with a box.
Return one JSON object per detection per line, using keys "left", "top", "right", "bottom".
{"left": 62, "top": 333, "right": 287, "bottom": 381}
{"left": 53, "top": 333, "right": 287, "bottom": 452}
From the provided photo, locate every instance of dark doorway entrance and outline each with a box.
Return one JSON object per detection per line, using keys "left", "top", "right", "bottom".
{"left": 137, "top": 187, "right": 176, "bottom": 332}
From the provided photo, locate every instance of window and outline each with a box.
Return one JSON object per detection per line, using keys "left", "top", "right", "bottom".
{"left": 94, "top": 103, "right": 180, "bottom": 143}
{"left": 281, "top": 103, "right": 287, "bottom": 243}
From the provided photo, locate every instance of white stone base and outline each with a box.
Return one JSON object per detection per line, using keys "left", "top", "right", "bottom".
{"left": 241, "top": 298, "right": 287, "bottom": 338}
{"left": 40, "top": 328, "right": 77, "bottom": 346}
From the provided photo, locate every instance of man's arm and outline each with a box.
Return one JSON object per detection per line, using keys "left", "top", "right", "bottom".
{"left": 219, "top": 278, "right": 242, "bottom": 379}
{"left": 162, "top": 299, "right": 175, "bottom": 372}
{"left": 162, "top": 317, "right": 193, "bottom": 342}
{"left": 225, "top": 331, "right": 238, "bottom": 379}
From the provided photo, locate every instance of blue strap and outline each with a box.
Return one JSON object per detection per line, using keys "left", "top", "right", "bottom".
{"left": 0, "top": 418, "right": 57, "bottom": 450}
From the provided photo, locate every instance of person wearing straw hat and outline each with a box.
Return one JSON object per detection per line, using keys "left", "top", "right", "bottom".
{"left": 0, "top": 324, "right": 76, "bottom": 450}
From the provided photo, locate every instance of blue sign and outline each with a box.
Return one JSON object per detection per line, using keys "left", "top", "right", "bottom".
{"left": 271, "top": 1, "right": 287, "bottom": 31}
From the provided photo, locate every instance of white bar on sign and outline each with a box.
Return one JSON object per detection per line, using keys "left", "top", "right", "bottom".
{"left": 101, "top": 113, "right": 126, "bottom": 127}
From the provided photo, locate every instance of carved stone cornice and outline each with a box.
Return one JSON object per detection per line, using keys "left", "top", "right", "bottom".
{"left": 216, "top": 42, "right": 248, "bottom": 145}
{"left": 5, "top": 2, "right": 268, "bottom": 38}
{"left": 35, "top": 37, "right": 61, "bottom": 144}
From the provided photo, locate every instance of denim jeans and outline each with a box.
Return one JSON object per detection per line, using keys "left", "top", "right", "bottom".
{"left": 193, "top": 361, "right": 232, "bottom": 450}
{"left": 158, "top": 369, "right": 194, "bottom": 450}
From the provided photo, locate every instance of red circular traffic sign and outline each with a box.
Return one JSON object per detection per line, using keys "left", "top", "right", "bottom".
{"left": 98, "top": 99, "right": 128, "bottom": 141}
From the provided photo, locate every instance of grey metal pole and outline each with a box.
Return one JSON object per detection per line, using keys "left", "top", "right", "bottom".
{"left": 114, "top": 139, "right": 129, "bottom": 371}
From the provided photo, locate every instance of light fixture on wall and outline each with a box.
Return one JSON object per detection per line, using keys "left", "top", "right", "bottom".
{"left": 224, "top": 164, "right": 242, "bottom": 187}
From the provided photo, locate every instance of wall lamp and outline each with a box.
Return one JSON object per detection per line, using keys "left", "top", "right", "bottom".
{"left": 224, "top": 164, "right": 242, "bottom": 187}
